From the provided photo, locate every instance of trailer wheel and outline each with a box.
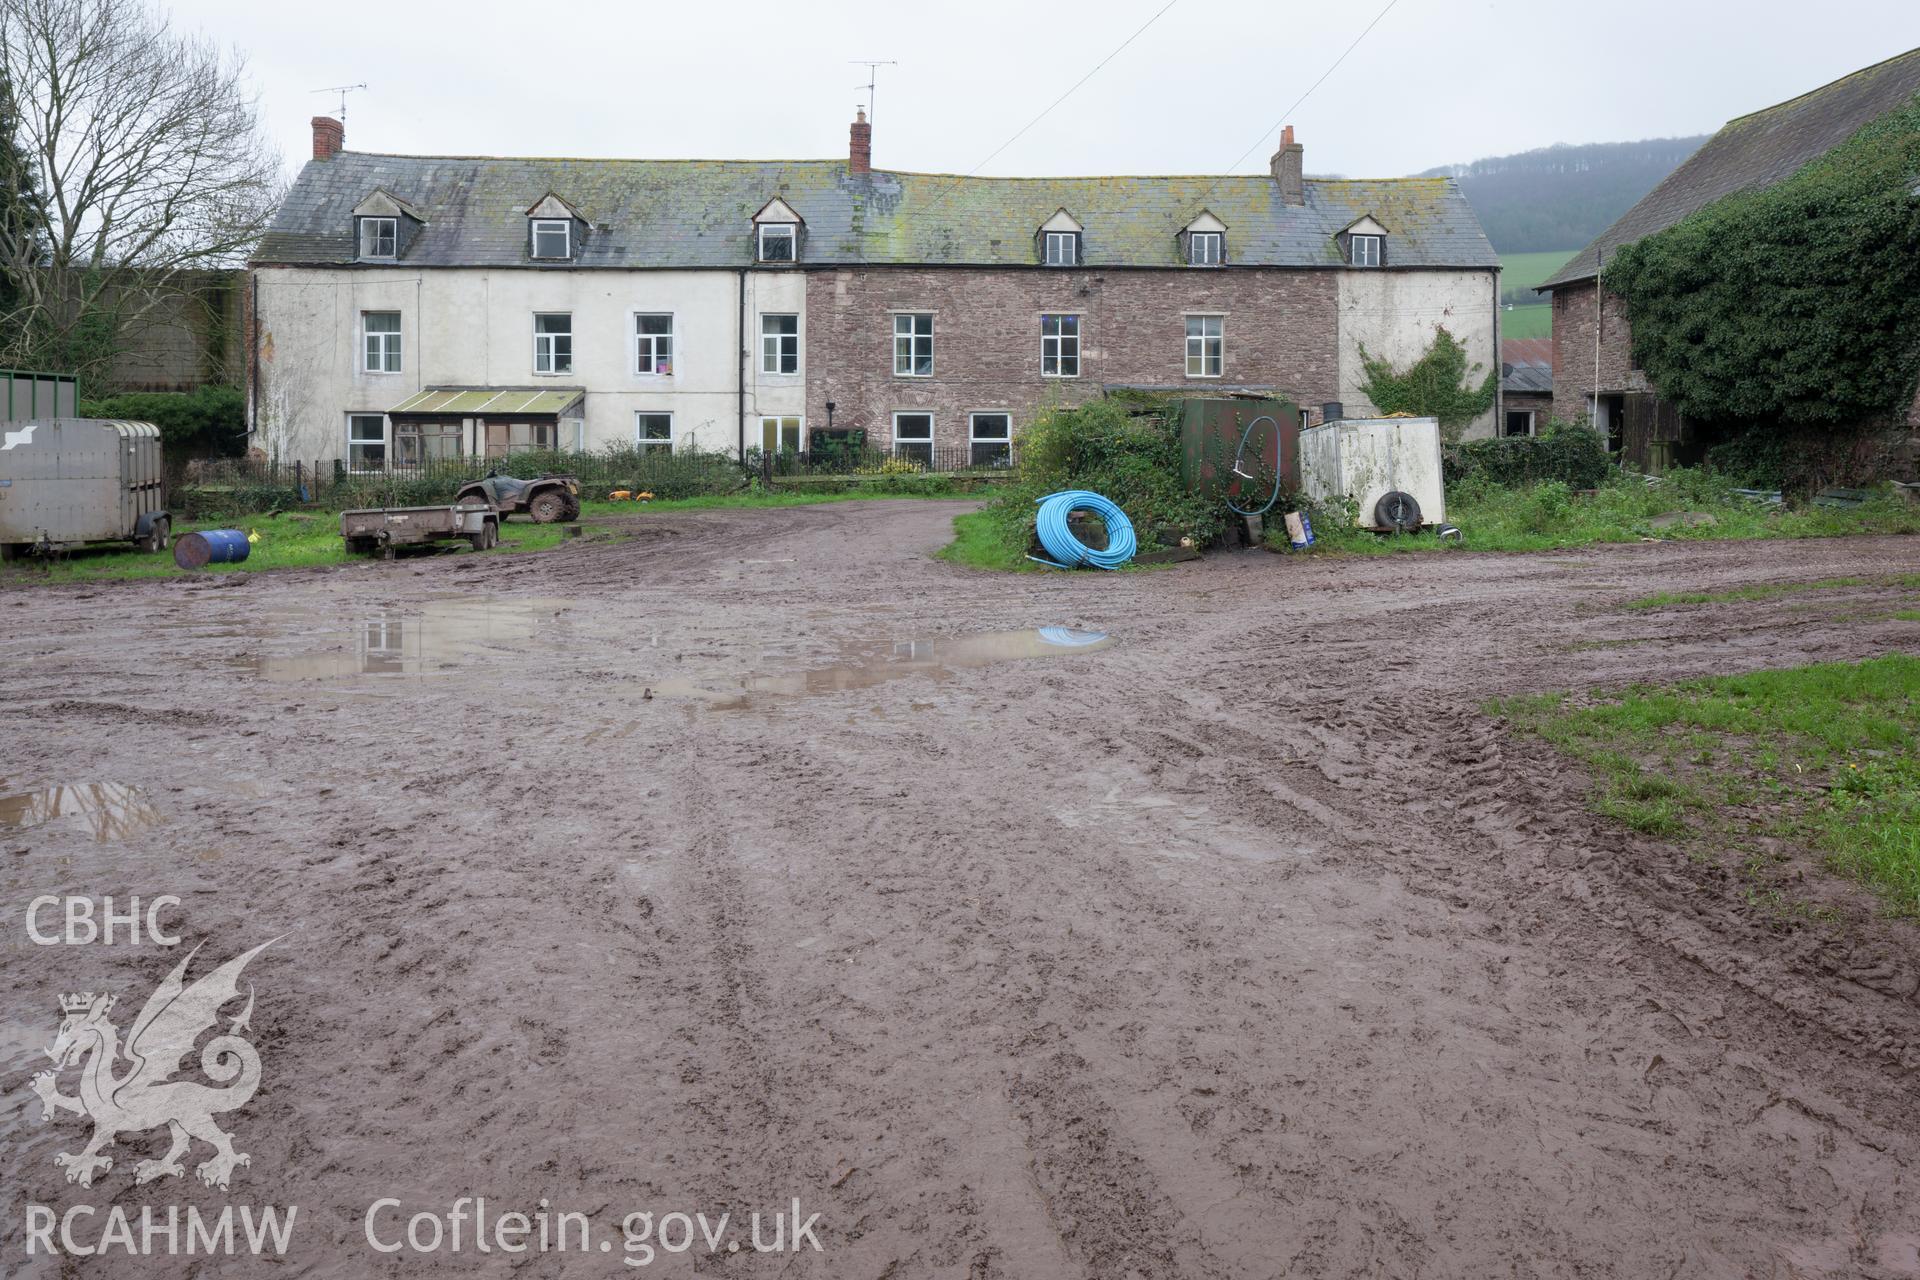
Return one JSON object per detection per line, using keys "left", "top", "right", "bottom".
{"left": 469, "top": 521, "right": 497, "bottom": 552}
{"left": 138, "top": 517, "right": 170, "bottom": 553}
{"left": 1374, "top": 490, "right": 1423, "bottom": 532}
{"left": 528, "top": 489, "right": 568, "bottom": 524}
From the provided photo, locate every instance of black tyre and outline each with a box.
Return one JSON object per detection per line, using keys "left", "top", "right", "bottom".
{"left": 527, "top": 489, "right": 568, "bottom": 523}
{"left": 139, "top": 517, "right": 170, "bottom": 553}
{"left": 1374, "top": 490, "right": 1422, "bottom": 532}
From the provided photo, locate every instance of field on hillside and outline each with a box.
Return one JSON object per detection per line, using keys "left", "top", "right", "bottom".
{"left": 1500, "top": 248, "right": 1575, "bottom": 342}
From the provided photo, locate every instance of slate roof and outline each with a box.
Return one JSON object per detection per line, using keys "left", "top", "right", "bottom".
{"left": 1541, "top": 47, "right": 1920, "bottom": 291}
{"left": 1501, "top": 360, "right": 1552, "bottom": 396}
{"left": 256, "top": 152, "right": 1497, "bottom": 271}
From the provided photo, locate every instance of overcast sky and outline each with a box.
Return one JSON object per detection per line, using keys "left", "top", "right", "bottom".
{"left": 174, "top": 0, "right": 1918, "bottom": 181}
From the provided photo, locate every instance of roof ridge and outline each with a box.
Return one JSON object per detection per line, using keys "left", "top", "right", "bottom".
{"left": 1720, "top": 45, "right": 1920, "bottom": 127}
{"left": 328, "top": 150, "right": 1449, "bottom": 186}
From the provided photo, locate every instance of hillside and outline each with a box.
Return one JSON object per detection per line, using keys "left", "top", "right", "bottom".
{"left": 1419, "top": 137, "right": 1707, "bottom": 253}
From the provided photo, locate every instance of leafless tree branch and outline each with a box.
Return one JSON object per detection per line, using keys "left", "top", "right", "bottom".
{"left": 0, "top": 0, "right": 283, "bottom": 385}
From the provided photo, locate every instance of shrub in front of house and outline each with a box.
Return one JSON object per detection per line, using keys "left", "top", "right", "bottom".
{"left": 79, "top": 385, "right": 247, "bottom": 461}
{"left": 1444, "top": 421, "right": 1611, "bottom": 490}
{"left": 984, "top": 400, "right": 1222, "bottom": 555}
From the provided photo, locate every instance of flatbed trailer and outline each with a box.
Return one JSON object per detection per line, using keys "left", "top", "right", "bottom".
{"left": 341, "top": 504, "right": 499, "bottom": 559}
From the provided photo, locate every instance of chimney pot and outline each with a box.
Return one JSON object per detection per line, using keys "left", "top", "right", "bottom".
{"left": 849, "top": 107, "right": 872, "bottom": 176}
{"left": 311, "top": 115, "right": 345, "bottom": 161}
{"left": 1271, "top": 123, "right": 1304, "bottom": 205}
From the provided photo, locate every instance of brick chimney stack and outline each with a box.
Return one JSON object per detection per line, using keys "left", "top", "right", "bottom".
{"left": 849, "top": 108, "right": 871, "bottom": 176}
{"left": 312, "top": 115, "right": 345, "bottom": 161}
{"left": 1271, "top": 124, "right": 1303, "bottom": 205}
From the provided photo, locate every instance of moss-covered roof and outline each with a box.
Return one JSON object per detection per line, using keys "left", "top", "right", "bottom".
{"left": 257, "top": 153, "right": 1496, "bottom": 271}
{"left": 1542, "top": 46, "right": 1920, "bottom": 290}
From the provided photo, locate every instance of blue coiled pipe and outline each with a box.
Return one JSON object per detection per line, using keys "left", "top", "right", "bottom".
{"left": 1030, "top": 490, "right": 1137, "bottom": 570}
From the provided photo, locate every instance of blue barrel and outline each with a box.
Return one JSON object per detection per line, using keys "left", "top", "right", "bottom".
{"left": 173, "top": 529, "right": 250, "bottom": 570}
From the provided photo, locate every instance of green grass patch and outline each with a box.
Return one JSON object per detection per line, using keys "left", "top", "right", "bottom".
{"left": 1275, "top": 472, "right": 1920, "bottom": 557}
{"left": 1500, "top": 305, "right": 1552, "bottom": 339}
{"left": 1622, "top": 576, "right": 1877, "bottom": 610}
{"left": 1495, "top": 655, "right": 1920, "bottom": 915}
{"left": 937, "top": 509, "right": 1040, "bottom": 572}
{"left": 2, "top": 512, "right": 590, "bottom": 584}
{"left": 1, "top": 491, "right": 980, "bottom": 586}
{"left": 1497, "top": 250, "right": 1576, "bottom": 339}
{"left": 1500, "top": 249, "right": 1578, "bottom": 298}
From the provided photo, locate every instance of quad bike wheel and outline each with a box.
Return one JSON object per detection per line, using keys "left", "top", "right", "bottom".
{"left": 527, "top": 489, "right": 569, "bottom": 523}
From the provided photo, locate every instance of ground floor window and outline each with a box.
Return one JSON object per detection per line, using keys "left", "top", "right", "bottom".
{"left": 1185, "top": 315, "right": 1223, "bottom": 378}
{"left": 393, "top": 420, "right": 461, "bottom": 465}
{"left": 893, "top": 412, "right": 933, "bottom": 464}
{"left": 636, "top": 413, "right": 674, "bottom": 453}
{"left": 969, "top": 412, "right": 1012, "bottom": 467}
{"left": 484, "top": 421, "right": 556, "bottom": 457}
{"left": 1503, "top": 410, "right": 1535, "bottom": 438}
{"left": 761, "top": 415, "right": 803, "bottom": 454}
{"left": 347, "top": 413, "right": 385, "bottom": 471}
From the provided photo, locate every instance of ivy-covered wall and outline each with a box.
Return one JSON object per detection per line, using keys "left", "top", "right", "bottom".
{"left": 1605, "top": 101, "right": 1920, "bottom": 432}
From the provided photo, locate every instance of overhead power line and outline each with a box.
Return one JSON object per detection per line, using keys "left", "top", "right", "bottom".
{"left": 921, "top": 0, "right": 1180, "bottom": 211}
{"left": 1203, "top": 0, "right": 1402, "bottom": 196}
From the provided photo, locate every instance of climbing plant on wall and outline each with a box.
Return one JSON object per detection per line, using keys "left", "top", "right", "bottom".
{"left": 1356, "top": 326, "right": 1496, "bottom": 442}
{"left": 1605, "top": 101, "right": 1920, "bottom": 430}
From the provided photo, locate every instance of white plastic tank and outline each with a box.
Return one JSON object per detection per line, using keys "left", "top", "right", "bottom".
{"left": 1298, "top": 416, "right": 1446, "bottom": 530}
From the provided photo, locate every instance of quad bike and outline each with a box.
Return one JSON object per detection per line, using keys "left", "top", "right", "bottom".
{"left": 452, "top": 471, "right": 581, "bottom": 523}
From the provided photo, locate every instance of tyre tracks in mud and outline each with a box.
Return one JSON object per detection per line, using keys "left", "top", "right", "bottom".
{"left": 3, "top": 504, "right": 1920, "bottom": 1278}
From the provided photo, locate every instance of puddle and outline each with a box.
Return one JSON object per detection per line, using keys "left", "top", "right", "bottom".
{"left": 0, "top": 783, "right": 160, "bottom": 841}
{"left": 238, "top": 598, "right": 565, "bottom": 681}
{"left": 657, "top": 627, "right": 1113, "bottom": 708}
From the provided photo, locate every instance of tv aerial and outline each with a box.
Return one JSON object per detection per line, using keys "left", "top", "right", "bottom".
{"left": 312, "top": 83, "right": 369, "bottom": 126}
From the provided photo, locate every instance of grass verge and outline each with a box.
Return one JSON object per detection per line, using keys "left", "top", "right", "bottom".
{"left": 937, "top": 509, "right": 1040, "bottom": 572}
{"left": 1494, "top": 655, "right": 1920, "bottom": 916}
{"left": 2, "top": 491, "right": 979, "bottom": 585}
{"left": 1274, "top": 475, "right": 1920, "bottom": 556}
{"left": 1622, "top": 574, "right": 1920, "bottom": 610}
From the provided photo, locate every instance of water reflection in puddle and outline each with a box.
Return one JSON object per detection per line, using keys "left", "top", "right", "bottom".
{"left": 238, "top": 598, "right": 565, "bottom": 681}
{"left": 657, "top": 627, "right": 1113, "bottom": 708}
{"left": 0, "top": 782, "right": 160, "bottom": 841}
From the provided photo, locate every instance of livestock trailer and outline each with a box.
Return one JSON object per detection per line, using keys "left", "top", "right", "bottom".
{"left": 0, "top": 418, "right": 169, "bottom": 559}
{"left": 1, "top": 370, "right": 77, "bottom": 423}
{"left": 1298, "top": 417, "right": 1446, "bottom": 531}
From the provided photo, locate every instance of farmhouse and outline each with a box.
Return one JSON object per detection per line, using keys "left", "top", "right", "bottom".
{"left": 1539, "top": 48, "right": 1920, "bottom": 470}
{"left": 249, "top": 114, "right": 1501, "bottom": 468}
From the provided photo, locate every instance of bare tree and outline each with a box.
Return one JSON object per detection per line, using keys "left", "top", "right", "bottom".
{"left": 0, "top": 0, "right": 281, "bottom": 386}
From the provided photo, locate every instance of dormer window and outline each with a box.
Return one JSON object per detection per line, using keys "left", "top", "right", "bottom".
{"left": 358, "top": 217, "right": 397, "bottom": 259}
{"left": 353, "top": 190, "right": 424, "bottom": 260}
{"left": 1189, "top": 232, "right": 1223, "bottom": 266}
{"left": 1038, "top": 209, "right": 1084, "bottom": 267}
{"left": 531, "top": 219, "right": 571, "bottom": 260}
{"left": 750, "top": 197, "right": 805, "bottom": 264}
{"left": 758, "top": 224, "right": 796, "bottom": 262}
{"left": 1336, "top": 215, "right": 1390, "bottom": 269}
